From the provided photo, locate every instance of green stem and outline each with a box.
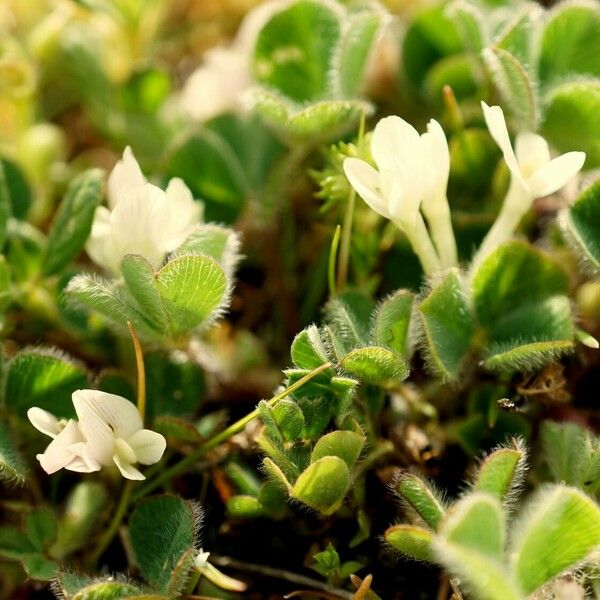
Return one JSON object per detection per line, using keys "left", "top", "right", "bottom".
{"left": 88, "top": 479, "right": 133, "bottom": 567}
{"left": 328, "top": 224, "right": 341, "bottom": 297}
{"left": 133, "top": 362, "right": 333, "bottom": 501}
{"left": 336, "top": 112, "right": 366, "bottom": 291}
{"left": 336, "top": 187, "right": 356, "bottom": 291}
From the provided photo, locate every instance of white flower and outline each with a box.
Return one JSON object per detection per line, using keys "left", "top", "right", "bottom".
{"left": 86, "top": 147, "right": 202, "bottom": 273}
{"left": 72, "top": 390, "right": 166, "bottom": 481}
{"left": 472, "top": 103, "right": 587, "bottom": 269}
{"left": 481, "top": 102, "right": 586, "bottom": 198}
{"left": 180, "top": 0, "right": 290, "bottom": 122}
{"left": 343, "top": 115, "right": 456, "bottom": 273}
{"left": 28, "top": 391, "right": 167, "bottom": 480}
{"left": 27, "top": 407, "right": 100, "bottom": 474}
{"left": 181, "top": 47, "right": 250, "bottom": 122}
{"left": 343, "top": 116, "right": 425, "bottom": 226}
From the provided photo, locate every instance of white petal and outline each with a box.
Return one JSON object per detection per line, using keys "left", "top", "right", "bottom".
{"left": 371, "top": 116, "right": 423, "bottom": 189}
{"left": 36, "top": 420, "right": 85, "bottom": 474}
{"left": 127, "top": 429, "right": 167, "bottom": 465}
{"left": 67, "top": 442, "right": 101, "bottom": 472}
{"left": 343, "top": 158, "right": 389, "bottom": 218}
{"left": 28, "top": 407, "right": 61, "bottom": 438}
{"left": 107, "top": 146, "right": 146, "bottom": 209}
{"left": 110, "top": 183, "right": 171, "bottom": 269}
{"left": 515, "top": 132, "right": 550, "bottom": 177}
{"left": 163, "top": 178, "right": 203, "bottom": 251}
{"left": 481, "top": 102, "right": 525, "bottom": 188}
{"left": 64, "top": 455, "right": 100, "bottom": 473}
{"left": 528, "top": 151, "right": 586, "bottom": 198}
{"left": 85, "top": 206, "right": 115, "bottom": 272}
{"left": 420, "top": 119, "right": 450, "bottom": 205}
{"left": 113, "top": 453, "right": 145, "bottom": 480}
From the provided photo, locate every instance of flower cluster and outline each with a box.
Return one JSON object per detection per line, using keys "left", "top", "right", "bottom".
{"left": 343, "top": 115, "right": 455, "bottom": 275}
{"left": 343, "top": 104, "right": 586, "bottom": 274}
{"left": 86, "top": 147, "right": 203, "bottom": 274}
{"left": 28, "top": 390, "right": 166, "bottom": 480}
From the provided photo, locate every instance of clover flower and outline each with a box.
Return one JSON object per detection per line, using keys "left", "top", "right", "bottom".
{"left": 343, "top": 115, "right": 457, "bottom": 274}
{"left": 28, "top": 390, "right": 166, "bottom": 480}
{"left": 86, "top": 147, "right": 202, "bottom": 274}
{"left": 474, "top": 102, "right": 586, "bottom": 266}
{"left": 180, "top": 0, "right": 288, "bottom": 121}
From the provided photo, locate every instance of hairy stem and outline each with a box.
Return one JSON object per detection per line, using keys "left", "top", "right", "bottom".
{"left": 88, "top": 479, "right": 133, "bottom": 567}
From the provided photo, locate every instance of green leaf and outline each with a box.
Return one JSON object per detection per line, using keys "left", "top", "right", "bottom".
{"left": 176, "top": 225, "right": 241, "bottom": 275}
{"left": 262, "top": 457, "right": 293, "bottom": 492}
{"left": 373, "top": 290, "right": 414, "bottom": 357}
{"left": 5, "top": 220, "right": 45, "bottom": 282}
{"left": 402, "top": 6, "right": 464, "bottom": 90}
{"left": 541, "top": 79, "right": 600, "bottom": 168}
{"left": 291, "top": 325, "right": 330, "bottom": 370}
{"left": 310, "top": 430, "right": 365, "bottom": 468}
{"left": 494, "top": 5, "right": 538, "bottom": 67}
{"left": 253, "top": 0, "right": 341, "bottom": 103}
{"left": 337, "top": 11, "right": 380, "bottom": 97}
{"left": 4, "top": 348, "right": 88, "bottom": 417}
{"left": 52, "top": 482, "right": 108, "bottom": 559}
{"left": 65, "top": 273, "right": 156, "bottom": 336}
{"left": 540, "top": 420, "right": 600, "bottom": 496}
{"left": 0, "top": 418, "right": 27, "bottom": 484}
{"left": 439, "top": 493, "right": 505, "bottom": 558}
{"left": 145, "top": 353, "right": 205, "bottom": 420}
{"left": 482, "top": 296, "right": 575, "bottom": 372}
{"left": 395, "top": 473, "right": 445, "bottom": 529}
{"left": 324, "top": 294, "right": 372, "bottom": 353}
{"left": 418, "top": 270, "right": 474, "bottom": 380}
{"left": 156, "top": 255, "right": 228, "bottom": 335}
{"left": 167, "top": 548, "right": 196, "bottom": 599}
{"left": 472, "top": 241, "right": 569, "bottom": 328}
{"left": 0, "top": 158, "right": 30, "bottom": 220}
{"left": 26, "top": 508, "right": 57, "bottom": 550}
{"left": 42, "top": 169, "right": 103, "bottom": 276}
{"left": 71, "top": 581, "right": 143, "bottom": 599}
{"left": 272, "top": 399, "right": 305, "bottom": 442}
{"left": 120, "top": 254, "right": 167, "bottom": 331}
{"left": 434, "top": 542, "right": 522, "bottom": 600}
{"left": 0, "top": 160, "right": 12, "bottom": 250}
{"left": 291, "top": 456, "right": 349, "bottom": 515}
{"left": 0, "top": 526, "right": 36, "bottom": 560}
{"left": 254, "top": 90, "right": 369, "bottom": 144}
{"left": 511, "top": 486, "right": 600, "bottom": 594}
{"left": 129, "top": 496, "right": 198, "bottom": 592}
{"left": 474, "top": 440, "right": 526, "bottom": 503}
{"left": 22, "top": 554, "right": 58, "bottom": 581}
{"left": 163, "top": 130, "right": 246, "bottom": 223}
{"left": 424, "top": 52, "right": 481, "bottom": 103}
{"left": 385, "top": 524, "right": 434, "bottom": 562}
{"left": 482, "top": 46, "right": 538, "bottom": 129}
{"left": 312, "top": 542, "right": 340, "bottom": 577}
{"left": 539, "top": 1, "right": 600, "bottom": 84}
{"left": 446, "top": 0, "right": 486, "bottom": 52}
{"left": 341, "top": 346, "right": 409, "bottom": 384}
{"left": 564, "top": 180, "right": 600, "bottom": 272}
